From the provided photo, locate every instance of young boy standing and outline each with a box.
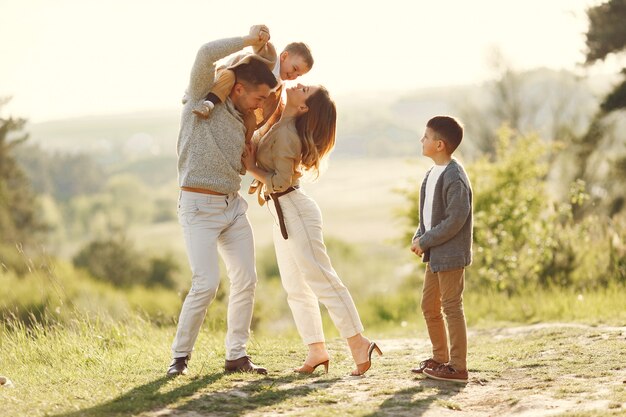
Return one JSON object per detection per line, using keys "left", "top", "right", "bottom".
{"left": 410, "top": 116, "right": 473, "bottom": 383}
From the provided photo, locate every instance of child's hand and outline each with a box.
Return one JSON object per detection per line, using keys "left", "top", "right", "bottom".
{"left": 259, "top": 27, "right": 270, "bottom": 43}
{"left": 246, "top": 25, "right": 270, "bottom": 47}
{"left": 410, "top": 240, "right": 423, "bottom": 257}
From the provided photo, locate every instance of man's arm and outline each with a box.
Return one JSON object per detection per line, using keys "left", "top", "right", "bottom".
{"left": 186, "top": 26, "right": 269, "bottom": 102}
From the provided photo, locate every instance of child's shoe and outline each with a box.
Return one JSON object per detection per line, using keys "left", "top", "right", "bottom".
{"left": 423, "top": 364, "right": 468, "bottom": 383}
{"left": 192, "top": 100, "right": 215, "bottom": 119}
{"left": 411, "top": 358, "right": 441, "bottom": 374}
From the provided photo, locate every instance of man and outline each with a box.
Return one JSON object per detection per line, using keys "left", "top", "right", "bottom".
{"left": 168, "top": 25, "right": 278, "bottom": 377}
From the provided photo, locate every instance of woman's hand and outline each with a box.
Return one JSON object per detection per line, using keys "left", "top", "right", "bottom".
{"left": 242, "top": 142, "right": 257, "bottom": 171}
{"left": 243, "top": 110, "right": 257, "bottom": 137}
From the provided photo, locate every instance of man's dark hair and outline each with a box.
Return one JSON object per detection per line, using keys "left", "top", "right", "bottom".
{"left": 232, "top": 58, "right": 277, "bottom": 89}
{"left": 426, "top": 116, "right": 464, "bottom": 154}
{"left": 283, "top": 42, "right": 314, "bottom": 69}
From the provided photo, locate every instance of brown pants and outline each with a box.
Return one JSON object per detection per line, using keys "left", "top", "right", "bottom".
{"left": 421, "top": 264, "right": 467, "bottom": 371}
{"left": 209, "top": 68, "right": 236, "bottom": 103}
{"left": 207, "top": 68, "right": 277, "bottom": 128}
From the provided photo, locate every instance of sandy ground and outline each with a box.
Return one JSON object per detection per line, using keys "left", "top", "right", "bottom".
{"left": 146, "top": 323, "right": 626, "bottom": 417}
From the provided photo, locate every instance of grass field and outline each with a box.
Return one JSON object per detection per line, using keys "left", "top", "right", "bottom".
{"left": 128, "top": 157, "right": 425, "bottom": 256}
{"left": 2, "top": 319, "right": 625, "bottom": 417}
{"left": 5, "top": 155, "right": 626, "bottom": 416}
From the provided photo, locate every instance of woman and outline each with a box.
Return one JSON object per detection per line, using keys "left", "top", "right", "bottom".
{"left": 243, "top": 84, "right": 382, "bottom": 376}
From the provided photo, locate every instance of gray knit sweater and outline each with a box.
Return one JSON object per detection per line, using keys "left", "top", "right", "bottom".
{"left": 412, "top": 159, "right": 473, "bottom": 272}
{"left": 177, "top": 37, "right": 247, "bottom": 194}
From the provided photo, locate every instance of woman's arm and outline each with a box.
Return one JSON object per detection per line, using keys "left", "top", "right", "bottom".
{"left": 243, "top": 130, "right": 301, "bottom": 192}
{"left": 243, "top": 142, "right": 270, "bottom": 184}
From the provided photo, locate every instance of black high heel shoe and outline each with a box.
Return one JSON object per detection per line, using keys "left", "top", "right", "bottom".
{"left": 351, "top": 342, "right": 382, "bottom": 376}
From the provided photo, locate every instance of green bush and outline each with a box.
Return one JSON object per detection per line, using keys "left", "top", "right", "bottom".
{"left": 73, "top": 236, "right": 178, "bottom": 288}
{"left": 0, "top": 257, "right": 183, "bottom": 326}
{"left": 402, "top": 126, "right": 626, "bottom": 294}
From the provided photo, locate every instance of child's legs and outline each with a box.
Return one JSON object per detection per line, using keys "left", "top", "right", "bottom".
{"left": 438, "top": 268, "right": 467, "bottom": 371}
{"left": 421, "top": 264, "right": 449, "bottom": 364}
{"left": 209, "top": 69, "right": 236, "bottom": 103}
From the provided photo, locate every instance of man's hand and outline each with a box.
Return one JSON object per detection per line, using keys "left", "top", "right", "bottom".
{"left": 244, "top": 25, "right": 270, "bottom": 48}
{"left": 410, "top": 239, "right": 424, "bottom": 257}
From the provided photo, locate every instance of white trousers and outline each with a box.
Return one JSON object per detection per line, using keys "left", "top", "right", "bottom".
{"left": 172, "top": 191, "right": 257, "bottom": 360}
{"left": 269, "top": 189, "right": 364, "bottom": 344}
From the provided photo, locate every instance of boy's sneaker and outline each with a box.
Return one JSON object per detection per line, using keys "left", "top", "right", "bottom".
{"left": 411, "top": 358, "right": 441, "bottom": 374}
{"left": 192, "top": 101, "right": 215, "bottom": 119}
{"left": 423, "top": 364, "right": 468, "bottom": 383}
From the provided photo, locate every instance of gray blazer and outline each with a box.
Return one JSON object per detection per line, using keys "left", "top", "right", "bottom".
{"left": 412, "top": 159, "right": 473, "bottom": 273}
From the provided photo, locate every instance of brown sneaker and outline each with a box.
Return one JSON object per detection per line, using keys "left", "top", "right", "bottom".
{"left": 225, "top": 356, "right": 267, "bottom": 375}
{"left": 423, "top": 364, "right": 468, "bottom": 383}
{"left": 411, "top": 358, "right": 441, "bottom": 374}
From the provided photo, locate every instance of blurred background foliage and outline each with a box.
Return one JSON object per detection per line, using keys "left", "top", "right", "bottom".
{"left": 1, "top": 0, "right": 626, "bottom": 334}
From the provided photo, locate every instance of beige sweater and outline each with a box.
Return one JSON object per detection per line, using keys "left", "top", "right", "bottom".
{"left": 251, "top": 116, "right": 303, "bottom": 199}
{"left": 176, "top": 37, "right": 249, "bottom": 194}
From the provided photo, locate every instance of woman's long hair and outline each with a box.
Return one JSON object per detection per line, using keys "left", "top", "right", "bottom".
{"left": 295, "top": 86, "right": 336, "bottom": 174}
{"left": 258, "top": 86, "right": 336, "bottom": 175}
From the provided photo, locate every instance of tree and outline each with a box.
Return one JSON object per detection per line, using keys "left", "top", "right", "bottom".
{"left": 0, "top": 98, "right": 46, "bottom": 248}
{"left": 579, "top": 0, "right": 626, "bottom": 217}
{"left": 458, "top": 49, "right": 596, "bottom": 159}
{"left": 15, "top": 144, "right": 105, "bottom": 201}
{"left": 586, "top": 0, "right": 626, "bottom": 113}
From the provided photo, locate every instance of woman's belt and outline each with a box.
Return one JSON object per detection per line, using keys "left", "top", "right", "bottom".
{"left": 267, "top": 185, "right": 300, "bottom": 239}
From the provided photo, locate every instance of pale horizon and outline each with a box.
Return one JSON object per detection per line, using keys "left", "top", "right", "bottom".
{"left": 0, "top": 0, "right": 613, "bottom": 123}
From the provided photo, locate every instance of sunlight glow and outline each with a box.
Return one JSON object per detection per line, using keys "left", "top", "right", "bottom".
{"left": 0, "top": 0, "right": 605, "bottom": 122}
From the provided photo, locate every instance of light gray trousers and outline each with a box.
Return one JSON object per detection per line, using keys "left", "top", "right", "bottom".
{"left": 171, "top": 190, "right": 257, "bottom": 360}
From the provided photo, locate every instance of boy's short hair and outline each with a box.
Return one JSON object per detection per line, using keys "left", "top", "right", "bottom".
{"left": 427, "top": 116, "right": 464, "bottom": 154}
{"left": 232, "top": 57, "right": 278, "bottom": 89}
{"left": 283, "top": 42, "right": 314, "bottom": 70}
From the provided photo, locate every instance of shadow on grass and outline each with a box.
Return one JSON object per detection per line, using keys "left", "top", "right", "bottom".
{"left": 50, "top": 372, "right": 224, "bottom": 417}
{"left": 365, "top": 378, "right": 466, "bottom": 417}
{"left": 49, "top": 371, "right": 340, "bottom": 417}
{"left": 175, "top": 373, "right": 342, "bottom": 416}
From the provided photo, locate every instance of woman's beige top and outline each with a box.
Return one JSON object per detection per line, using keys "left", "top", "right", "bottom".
{"left": 254, "top": 116, "right": 303, "bottom": 195}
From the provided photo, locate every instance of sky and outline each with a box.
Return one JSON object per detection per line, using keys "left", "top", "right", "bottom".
{"left": 0, "top": 0, "right": 611, "bottom": 122}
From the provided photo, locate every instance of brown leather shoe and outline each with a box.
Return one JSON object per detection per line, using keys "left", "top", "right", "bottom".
{"left": 423, "top": 364, "right": 468, "bottom": 383}
{"left": 411, "top": 358, "right": 441, "bottom": 374}
{"left": 224, "top": 356, "right": 267, "bottom": 375}
{"left": 167, "top": 355, "right": 189, "bottom": 377}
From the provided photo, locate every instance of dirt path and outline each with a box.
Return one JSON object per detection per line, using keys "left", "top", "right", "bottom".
{"left": 145, "top": 324, "right": 626, "bottom": 417}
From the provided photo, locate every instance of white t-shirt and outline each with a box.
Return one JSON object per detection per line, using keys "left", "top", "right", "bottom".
{"left": 423, "top": 164, "right": 448, "bottom": 231}
{"left": 271, "top": 60, "right": 282, "bottom": 92}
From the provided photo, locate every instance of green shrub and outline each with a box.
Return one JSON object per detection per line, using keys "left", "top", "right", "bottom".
{"left": 73, "top": 236, "right": 147, "bottom": 287}
{"left": 401, "top": 126, "right": 626, "bottom": 294}
{"left": 73, "top": 236, "right": 178, "bottom": 288}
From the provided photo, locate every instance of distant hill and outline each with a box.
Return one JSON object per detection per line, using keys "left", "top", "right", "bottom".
{"left": 28, "top": 110, "right": 181, "bottom": 159}
{"left": 26, "top": 87, "right": 457, "bottom": 162}
{"left": 27, "top": 69, "right": 615, "bottom": 165}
